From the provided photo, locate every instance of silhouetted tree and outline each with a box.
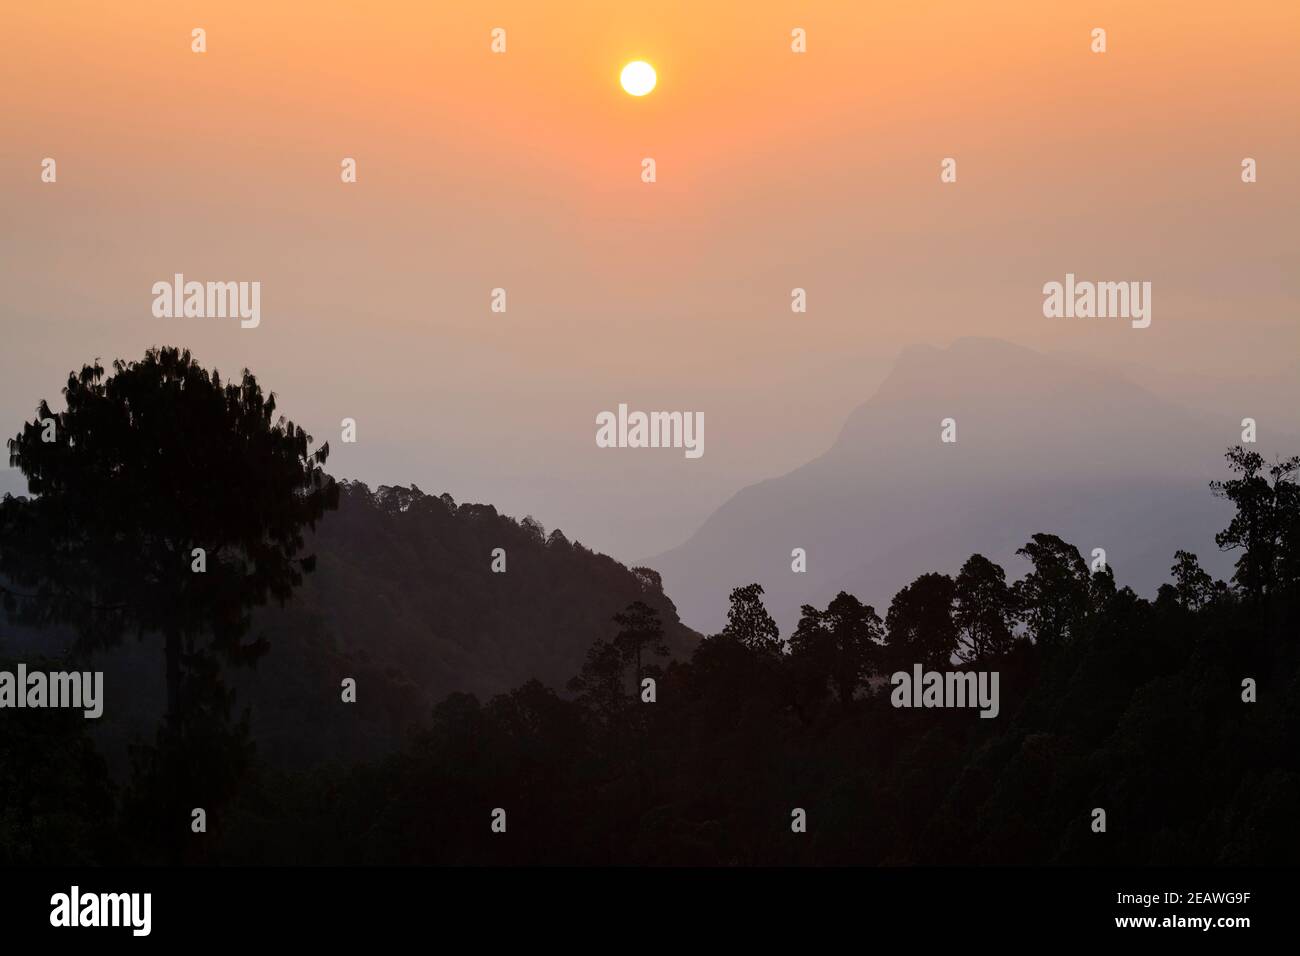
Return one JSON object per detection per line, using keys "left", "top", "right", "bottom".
{"left": 1211, "top": 446, "right": 1300, "bottom": 599}
{"left": 1088, "top": 563, "right": 1117, "bottom": 610}
{"left": 953, "top": 554, "right": 1017, "bottom": 662}
{"left": 885, "top": 572, "right": 958, "bottom": 669}
{"left": 720, "top": 583, "right": 781, "bottom": 654}
{"left": 567, "top": 639, "right": 628, "bottom": 728}
{"left": 0, "top": 348, "right": 338, "bottom": 721}
{"left": 612, "top": 600, "right": 668, "bottom": 685}
{"left": 0, "top": 348, "right": 337, "bottom": 861}
{"left": 789, "top": 591, "right": 883, "bottom": 704}
{"left": 1013, "top": 534, "right": 1090, "bottom": 649}
{"left": 1169, "top": 550, "right": 1219, "bottom": 611}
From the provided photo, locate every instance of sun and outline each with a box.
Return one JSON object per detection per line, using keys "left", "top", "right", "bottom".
{"left": 620, "top": 61, "right": 656, "bottom": 97}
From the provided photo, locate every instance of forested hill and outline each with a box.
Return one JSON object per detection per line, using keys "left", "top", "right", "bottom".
{"left": 1, "top": 480, "right": 698, "bottom": 774}
{"left": 217, "top": 481, "right": 698, "bottom": 765}
{"left": 268, "top": 480, "right": 697, "bottom": 698}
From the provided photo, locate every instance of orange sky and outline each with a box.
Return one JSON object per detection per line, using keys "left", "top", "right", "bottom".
{"left": 2, "top": 0, "right": 1297, "bottom": 558}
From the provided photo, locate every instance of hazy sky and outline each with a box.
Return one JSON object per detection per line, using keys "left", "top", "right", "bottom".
{"left": 2, "top": 1, "right": 1297, "bottom": 561}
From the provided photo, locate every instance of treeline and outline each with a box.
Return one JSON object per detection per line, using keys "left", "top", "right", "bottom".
{"left": 1, "top": 357, "right": 1296, "bottom": 866}
{"left": 212, "top": 447, "right": 1300, "bottom": 865}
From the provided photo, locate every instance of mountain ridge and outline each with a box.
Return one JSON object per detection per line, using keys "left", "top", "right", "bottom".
{"left": 649, "top": 337, "right": 1294, "bottom": 633}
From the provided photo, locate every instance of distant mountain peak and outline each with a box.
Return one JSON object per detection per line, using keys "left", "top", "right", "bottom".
{"left": 651, "top": 338, "right": 1238, "bottom": 634}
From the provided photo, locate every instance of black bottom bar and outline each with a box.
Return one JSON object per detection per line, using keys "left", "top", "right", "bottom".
{"left": 2, "top": 865, "right": 1282, "bottom": 943}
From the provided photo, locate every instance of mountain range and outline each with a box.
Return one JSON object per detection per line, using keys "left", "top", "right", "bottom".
{"left": 650, "top": 337, "right": 1297, "bottom": 633}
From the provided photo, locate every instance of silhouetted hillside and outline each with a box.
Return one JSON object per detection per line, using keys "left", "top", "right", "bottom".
{"left": 308, "top": 482, "right": 693, "bottom": 676}
{"left": 231, "top": 481, "right": 697, "bottom": 766}
{"left": 3, "top": 480, "right": 698, "bottom": 772}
